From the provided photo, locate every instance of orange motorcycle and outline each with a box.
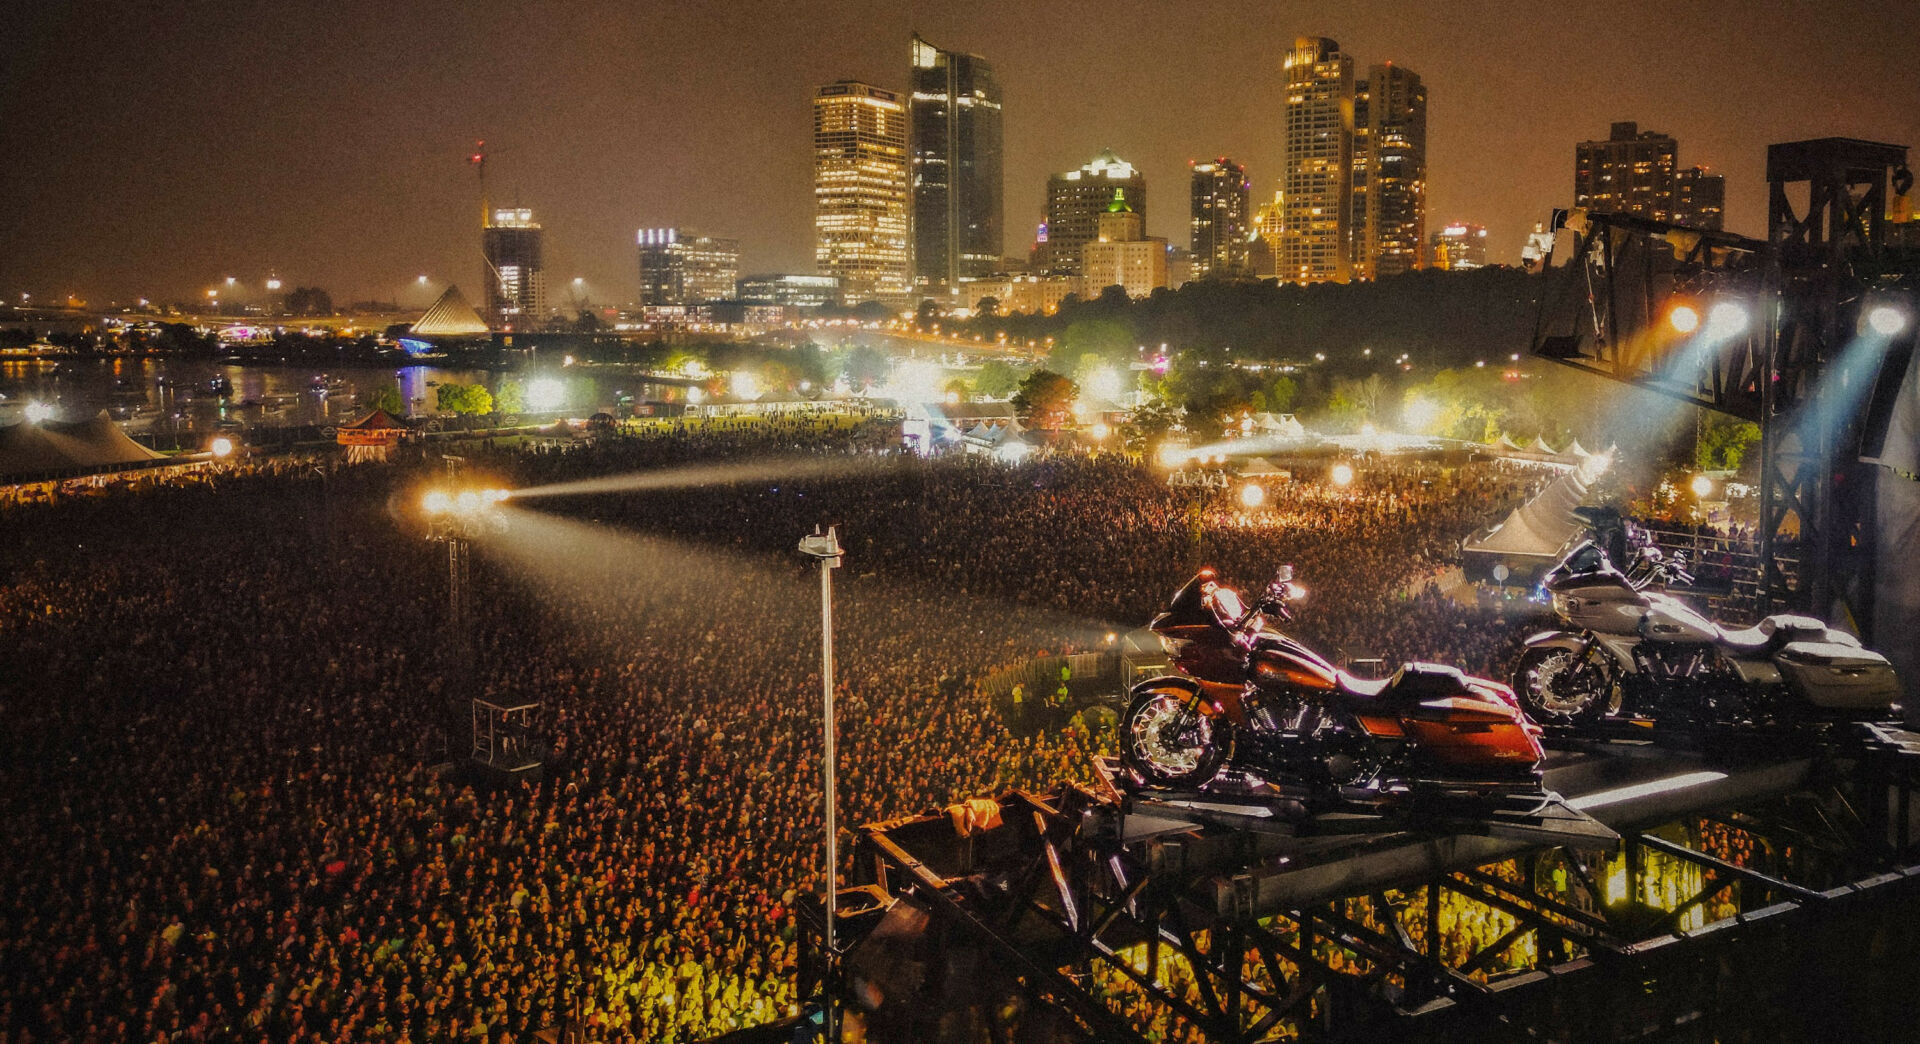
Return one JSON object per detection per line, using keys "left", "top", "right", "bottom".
{"left": 1122, "top": 566, "right": 1545, "bottom": 802}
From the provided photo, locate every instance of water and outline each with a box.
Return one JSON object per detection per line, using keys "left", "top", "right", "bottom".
{"left": 0, "top": 358, "right": 678, "bottom": 447}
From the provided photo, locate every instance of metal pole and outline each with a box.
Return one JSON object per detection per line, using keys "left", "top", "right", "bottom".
{"left": 820, "top": 545, "right": 837, "bottom": 1037}
{"left": 797, "top": 525, "right": 844, "bottom": 1042}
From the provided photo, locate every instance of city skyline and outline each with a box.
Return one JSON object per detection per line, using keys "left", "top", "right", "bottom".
{"left": 2, "top": 0, "right": 1915, "bottom": 304}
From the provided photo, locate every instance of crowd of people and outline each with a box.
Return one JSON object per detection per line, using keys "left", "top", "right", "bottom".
{"left": 3, "top": 419, "right": 1585, "bottom": 1043}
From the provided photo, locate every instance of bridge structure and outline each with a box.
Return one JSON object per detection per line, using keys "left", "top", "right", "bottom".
{"left": 796, "top": 726, "right": 1920, "bottom": 1042}
{"left": 1529, "top": 136, "right": 1920, "bottom": 689}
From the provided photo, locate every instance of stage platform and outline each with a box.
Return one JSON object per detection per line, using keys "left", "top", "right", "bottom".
{"left": 810, "top": 723, "right": 1920, "bottom": 1043}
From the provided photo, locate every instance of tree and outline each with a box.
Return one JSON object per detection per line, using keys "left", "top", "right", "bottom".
{"left": 975, "top": 360, "right": 1023, "bottom": 398}
{"left": 1011, "top": 369, "right": 1078, "bottom": 430}
{"left": 494, "top": 379, "right": 526, "bottom": 415}
{"left": 975, "top": 296, "right": 1000, "bottom": 318}
{"left": 367, "top": 383, "right": 405, "bottom": 415}
{"left": 843, "top": 345, "right": 890, "bottom": 390}
{"left": 435, "top": 382, "right": 493, "bottom": 415}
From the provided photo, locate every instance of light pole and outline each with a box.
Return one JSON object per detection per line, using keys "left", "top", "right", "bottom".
{"left": 797, "top": 525, "right": 842, "bottom": 1041}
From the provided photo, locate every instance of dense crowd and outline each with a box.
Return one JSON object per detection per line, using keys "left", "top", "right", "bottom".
{"left": 0, "top": 419, "right": 1557, "bottom": 1043}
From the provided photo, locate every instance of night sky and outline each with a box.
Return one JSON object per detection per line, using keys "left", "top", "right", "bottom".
{"left": 3, "top": 0, "right": 1914, "bottom": 306}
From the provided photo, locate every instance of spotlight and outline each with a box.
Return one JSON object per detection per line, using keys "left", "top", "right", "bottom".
{"left": 422, "top": 490, "right": 452, "bottom": 515}
{"left": 1240, "top": 483, "right": 1266, "bottom": 509}
{"left": 1707, "top": 302, "right": 1748, "bottom": 337}
{"left": 526, "top": 377, "right": 565, "bottom": 411}
{"left": 1668, "top": 305, "right": 1701, "bottom": 334}
{"left": 455, "top": 490, "right": 481, "bottom": 513}
{"left": 1089, "top": 422, "right": 1110, "bottom": 441}
{"left": 209, "top": 436, "right": 235, "bottom": 458}
{"left": 1868, "top": 305, "right": 1908, "bottom": 337}
{"left": 24, "top": 401, "right": 54, "bottom": 423}
{"left": 1690, "top": 474, "right": 1714, "bottom": 498}
{"left": 1330, "top": 462, "right": 1355, "bottom": 487}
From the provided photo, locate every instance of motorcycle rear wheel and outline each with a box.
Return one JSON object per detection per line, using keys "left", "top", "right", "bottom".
{"left": 1122, "top": 688, "right": 1230, "bottom": 788}
{"left": 1513, "top": 646, "right": 1609, "bottom": 726}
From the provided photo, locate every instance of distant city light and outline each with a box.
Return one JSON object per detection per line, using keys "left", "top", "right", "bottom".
{"left": 526, "top": 377, "right": 566, "bottom": 411}
{"left": 1085, "top": 367, "right": 1124, "bottom": 402}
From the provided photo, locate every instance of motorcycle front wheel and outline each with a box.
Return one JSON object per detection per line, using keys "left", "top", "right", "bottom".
{"left": 1122, "top": 688, "right": 1230, "bottom": 788}
{"left": 1513, "top": 646, "right": 1609, "bottom": 726}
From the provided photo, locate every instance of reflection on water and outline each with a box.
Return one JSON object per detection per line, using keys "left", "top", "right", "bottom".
{"left": 0, "top": 359, "right": 672, "bottom": 442}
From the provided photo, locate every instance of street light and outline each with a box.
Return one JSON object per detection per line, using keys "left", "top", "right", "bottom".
{"left": 797, "top": 525, "right": 844, "bottom": 1041}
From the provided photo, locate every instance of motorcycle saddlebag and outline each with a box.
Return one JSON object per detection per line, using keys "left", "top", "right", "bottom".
{"left": 1776, "top": 642, "right": 1900, "bottom": 710}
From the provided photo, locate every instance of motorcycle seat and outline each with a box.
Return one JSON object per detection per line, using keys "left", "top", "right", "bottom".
{"left": 1338, "top": 662, "right": 1469, "bottom": 702}
{"left": 1718, "top": 614, "right": 1860, "bottom": 655}
{"left": 1335, "top": 671, "right": 1392, "bottom": 698}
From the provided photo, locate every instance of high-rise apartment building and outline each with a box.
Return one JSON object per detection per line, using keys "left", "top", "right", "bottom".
{"left": 1190, "top": 159, "right": 1252, "bottom": 279}
{"left": 1351, "top": 63, "right": 1427, "bottom": 279}
{"left": 1429, "top": 223, "right": 1489, "bottom": 270}
{"left": 909, "top": 34, "right": 1003, "bottom": 291}
{"left": 1280, "top": 37, "right": 1354, "bottom": 284}
{"left": 1041, "top": 149, "right": 1147, "bottom": 275}
{"left": 1673, "top": 166, "right": 1726, "bottom": 230}
{"left": 1081, "top": 189, "right": 1168, "bottom": 299}
{"left": 1251, "top": 191, "right": 1285, "bottom": 277}
{"left": 1575, "top": 123, "right": 1728, "bottom": 229}
{"left": 636, "top": 228, "right": 740, "bottom": 307}
{"left": 1574, "top": 122, "right": 1680, "bottom": 222}
{"left": 482, "top": 207, "right": 545, "bottom": 330}
{"left": 814, "top": 81, "right": 912, "bottom": 305}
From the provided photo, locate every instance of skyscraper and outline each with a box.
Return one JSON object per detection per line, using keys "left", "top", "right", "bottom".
{"left": 482, "top": 207, "right": 545, "bottom": 331}
{"left": 1190, "top": 159, "right": 1252, "bottom": 279}
{"left": 1041, "top": 149, "right": 1146, "bottom": 276}
{"left": 1673, "top": 166, "right": 1726, "bottom": 230}
{"left": 637, "top": 229, "right": 740, "bottom": 307}
{"left": 909, "top": 34, "right": 1003, "bottom": 292}
{"left": 1429, "top": 223, "right": 1489, "bottom": 270}
{"left": 1082, "top": 189, "right": 1168, "bottom": 299}
{"left": 814, "top": 81, "right": 912, "bottom": 306}
{"left": 1280, "top": 37, "right": 1354, "bottom": 284}
{"left": 1574, "top": 122, "right": 1680, "bottom": 222}
{"left": 1351, "top": 63, "right": 1427, "bottom": 279}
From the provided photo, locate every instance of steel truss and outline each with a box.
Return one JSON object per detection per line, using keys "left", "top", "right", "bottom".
{"left": 1530, "top": 137, "right": 1917, "bottom": 639}
{"left": 808, "top": 736, "right": 1920, "bottom": 1043}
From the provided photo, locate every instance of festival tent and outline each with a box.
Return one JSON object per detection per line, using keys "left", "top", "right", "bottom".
{"left": 1529, "top": 436, "right": 1558, "bottom": 455}
{"left": 0, "top": 411, "right": 165, "bottom": 480}
{"left": 1461, "top": 450, "right": 1614, "bottom": 585}
{"left": 1252, "top": 412, "right": 1309, "bottom": 438}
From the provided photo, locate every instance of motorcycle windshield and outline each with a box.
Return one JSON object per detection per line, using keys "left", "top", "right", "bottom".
{"left": 1547, "top": 541, "right": 1614, "bottom": 588}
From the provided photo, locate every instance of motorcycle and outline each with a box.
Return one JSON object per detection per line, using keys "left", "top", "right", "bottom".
{"left": 1514, "top": 538, "right": 1901, "bottom": 728}
{"left": 1121, "top": 565, "right": 1545, "bottom": 802}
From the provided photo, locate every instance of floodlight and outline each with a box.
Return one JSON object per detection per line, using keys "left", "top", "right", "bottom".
{"left": 1668, "top": 305, "right": 1701, "bottom": 334}
{"left": 209, "top": 436, "right": 235, "bottom": 458}
{"left": 1690, "top": 474, "right": 1714, "bottom": 498}
{"left": 1330, "top": 462, "right": 1355, "bottom": 487}
{"left": 422, "top": 490, "right": 452, "bottom": 515}
{"left": 1868, "top": 305, "right": 1908, "bottom": 337}
{"left": 1706, "top": 302, "right": 1748, "bottom": 337}
{"left": 1240, "top": 483, "right": 1266, "bottom": 509}
{"left": 24, "top": 401, "right": 54, "bottom": 423}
